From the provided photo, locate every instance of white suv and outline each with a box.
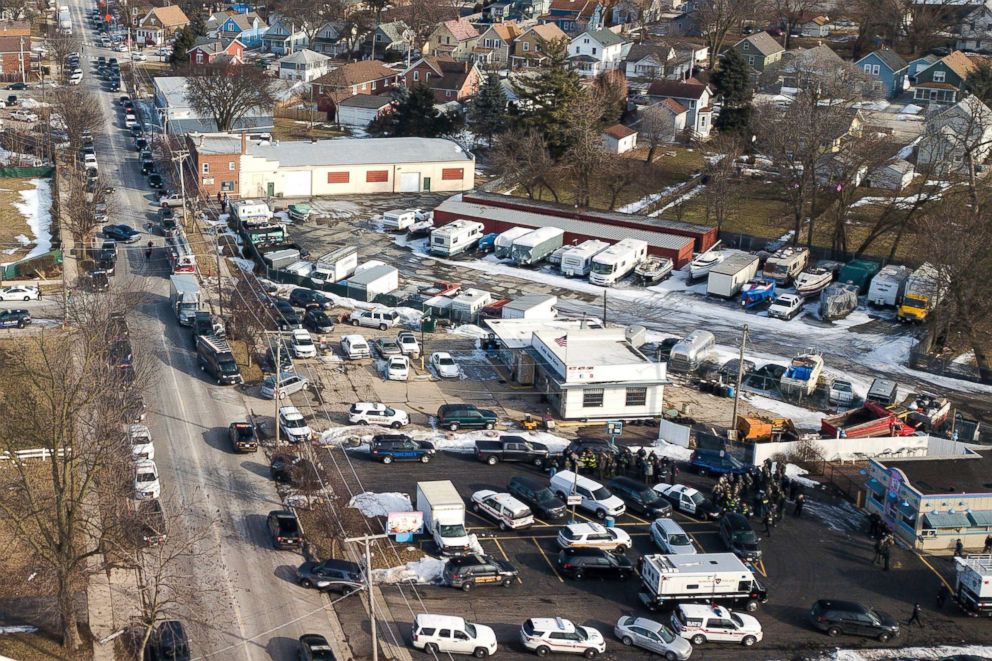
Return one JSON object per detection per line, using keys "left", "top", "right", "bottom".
{"left": 671, "top": 604, "right": 763, "bottom": 647}
{"left": 134, "top": 460, "right": 161, "bottom": 500}
{"left": 290, "top": 329, "right": 316, "bottom": 359}
{"left": 278, "top": 406, "right": 312, "bottom": 443}
{"left": 549, "top": 471, "right": 625, "bottom": 520}
{"left": 556, "top": 522, "right": 631, "bottom": 553}
{"left": 412, "top": 613, "right": 497, "bottom": 657}
{"left": 348, "top": 402, "right": 409, "bottom": 428}
{"left": 128, "top": 424, "right": 155, "bottom": 461}
{"left": 520, "top": 617, "right": 605, "bottom": 657}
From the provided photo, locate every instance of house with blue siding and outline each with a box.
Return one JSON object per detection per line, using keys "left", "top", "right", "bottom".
{"left": 856, "top": 48, "right": 908, "bottom": 98}
{"left": 218, "top": 12, "right": 268, "bottom": 49}
{"left": 541, "top": 0, "right": 603, "bottom": 35}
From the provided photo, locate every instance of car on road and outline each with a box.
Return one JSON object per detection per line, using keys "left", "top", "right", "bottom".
{"left": 104, "top": 224, "right": 140, "bottom": 242}
{"left": 5, "top": 82, "right": 26, "bottom": 90}
{"left": 131, "top": 52, "right": 147, "bottom": 61}
{"left": 768, "top": 293, "right": 804, "bottom": 320}
{"left": 607, "top": 476, "right": 674, "bottom": 518}
{"left": 671, "top": 604, "right": 762, "bottom": 647}
{"left": 563, "top": 438, "right": 621, "bottom": 458}
{"left": 436, "top": 403, "right": 497, "bottom": 431}
{"left": 374, "top": 337, "right": 401, "bottom": 357}
{"left": 148, "top": 173, "right": 163, "bottom": 189}
{"left": 140, "top": 158, "right": 155, "bottom": 175}
{"left": 348, "top": 308, "right": 399, "bottom": 330}
{"left": 128, "top": 424, "right": 154, "bottom": 461}
{"left": 549, "top": 471, "right": 625, "bottom": 521}
{"left": 442, "top": 553, "right": 518, "bottom": 591}
{"left": 83, "top": 270, "right": 110, "bottom": 292}
{"left": 296, "top": 558, "right": 363, "bottom": 593}
{"left": 614, "top": 615, "right": 691, "bottom": 660}
{"left": 260, "top": 373, "right": 309, "bottom": 400}
{"left": 385, "top": 355, "right": 409, "bottom": 381}
{"left": 348, "top": 402, "right": 409, "bottom": 428}
{"left": 1, "top": 308, "right": 35, "bottom": 328}
{"left": 10, "top": 110, "right": 37, "bottom": 122}
{"left": 298, "top": 634, "right": 335, "bottom": 661}
{"left": 556, "top": 547, "right": 634, "bottom": 581}
{"left": 396, "top": 331, "right": 420, "bottom": 357}
{"left": 267, "top": 510, "right": 302, "bottom": 550}
{"left": 557, "top": 522, "right": 631, "bottom": 553}
{"left": 133, "top": 498, "right": 167, "bottom": 547}
{"left": 470, "top": 490, "right": 534, "bottom": 530}
{"left": 808, "top": 599, "right": 899, "bottom": 642}
{"left": 0, "top": 285, "right": 39, "bottom": 301}
{"left": 411, "top": 613, "right": 497, "bottom": 658}
{"left": 133, "top": 459, "right": 161, "bottom": 500}
{"left": 278, "top": 406, "right": 311, "bottom": 443}
{"left": 159, "top": 193, "right": 187, "bottom": 209}
{"left": 507, "top": 476, "right": 567, "bottom": 521}
{"left": 228, "top": 421, "right": 259, "bottom": 453}
{"left": 650, "top": 517, "right": 696, "bottom": 555}
{"left": 303, "top": 308, "right": 334, "bottom": 333}
{"left": 473, "top": 436, "right": 549, "bottom": 466}
{"left": 370, "top": 434, "right": 434, "bottom": 464}
{"left": 289, "top": 328, "right": 317, "bottom": 359}
{"left": 150, "top": 621, "right": 190, "bottom": 661}
{"left": 340, "top": 334, "right": 370, "bottom": 359}
{"left": 289, "top": 287, "right": 332, "bottom": 309}
{"left": 429, "top": 351, "right": 459, "bottom": 378}
{"left": 521, "top": 618, "right": 606, "bottom": 658}
{"left": 653, "top": 483, "right": 722, "bottom": 520}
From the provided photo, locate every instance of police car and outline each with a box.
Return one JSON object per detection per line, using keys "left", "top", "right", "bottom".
{"left": 653, "top": 483, "right": 722, "bottom": 519}
{"left": 556, "top": 522, "right": 632, "bottom": 553}
{"left": 441, "top": 554, "right": 518, "bottom": 591}
{"left": 470, "top": 490, "right": 534, "bottom": 530}
{"left": 520, "top": 617, "right": 606, "bottom": 657}
{"left": 671, "top": 604, "right": 763, "bottom": 647}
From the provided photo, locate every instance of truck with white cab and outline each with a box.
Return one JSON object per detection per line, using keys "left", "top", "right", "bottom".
{"left": 416, "top": 480, "right": 471, "bottom": 556}
{"left": 169, "top": 274, "right": 201, "bottom": 326}
{"left": 955, "top": 554, "right": 992, "bottom": 616}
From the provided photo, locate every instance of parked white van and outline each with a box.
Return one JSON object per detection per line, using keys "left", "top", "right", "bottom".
{"left": 411, "top": 613, "right": 498, "bottom": 657}
{"left": 548, "top": 470, "right": 625, "bottom": 520}
{"left": 340, "top": 334, "right": 371, "bottom": 360}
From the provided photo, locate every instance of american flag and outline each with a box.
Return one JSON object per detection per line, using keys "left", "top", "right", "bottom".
{"left": 554, "top": 335, "right": 568, "bottom": 348}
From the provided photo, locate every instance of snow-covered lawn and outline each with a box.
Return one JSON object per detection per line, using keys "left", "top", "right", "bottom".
{"left": 348, "top": 492, "right": 412, "bottom": 518}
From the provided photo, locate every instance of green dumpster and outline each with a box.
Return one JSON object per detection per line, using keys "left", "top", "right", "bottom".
{"left": 421, "top": 316, "right": 436, "bottom": 333}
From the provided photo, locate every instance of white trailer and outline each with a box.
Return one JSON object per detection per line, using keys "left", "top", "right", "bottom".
{"left": 589, "top": 239, "right": 648, "bottom": 286}
{"left": 638, "top": 553, "right": 768, "bottom": 612}
{"left": 867, "top": 264, "right": 912, "bottom": 307}
{"left": 232, "top": 199, "right": 273, "bottom": 225}
{"left": 560, "top": 240, "right": 610, "bottom": 277}
{"left": 310, "top": 246, "right": 358, "bottom": 284}
{"left": 510, "top": 227, "right": 565, "bottom": 266}
{"left": 955, "top": 554, "right": 992, "bottom": 615}
{"left": 494, "top": 227, "right": 532, "bottom": 259}
{"left": 450, "top": 288, "right": 492, "bottom": 323}
{"left": 762, "top": 247, "right": 809, "bottom": 285}
{"left": 502, "top": 294, "right": 557, "bottom": 320}
{"left": 382, "top": 208, "right": 418, "bottom": 231}
{"left": 416, "top": 481, "right": 471, "bottom": 556}
{"left": 430, "top": 220, "right": 485, "bottom": 257}
{"left": 707, "top": 253, "right": 760, "bottom": 298}
{"left": 345, "top": 264, "right": 398, "bottom": 302}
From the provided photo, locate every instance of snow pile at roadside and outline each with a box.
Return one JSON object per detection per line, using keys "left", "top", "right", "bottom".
{"left": 349, "top": 492, "right": 412, "bottom": 518}
{"left": 782, "top": 463, "right": 819, "bottom": 489}
{"left": 320, "top": 427, "right": 572, "bottom": 454}
{"left": 448, "top": 324, "right": 489, "bottom": 339}
{"left": 12, "top": 178, "right": 53, "bottom": 260}
{"left": 0, "top": 625, "right": 38, "bottom": 634}
{"left": 373, "top": 556, "right": 446, "bottom": 585}
{"left": 616, "top": 182, "right": 682, "bottom": 214}
{"left": 804, "top": 644, "right": 992, "bottom": 661}
{"left": 228, "top": 257, "right": 256, "bottom": 273}
{"left": 628, "top": 440, "right": 694, "bottom": 462}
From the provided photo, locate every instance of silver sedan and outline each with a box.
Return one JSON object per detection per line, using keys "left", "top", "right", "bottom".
{"left": 615, "top": 616, "right": 692, "bottom": 661}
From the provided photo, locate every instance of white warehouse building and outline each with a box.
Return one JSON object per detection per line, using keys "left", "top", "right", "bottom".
{"left": 529, "top": 327, "right": 668, "bottom": 420}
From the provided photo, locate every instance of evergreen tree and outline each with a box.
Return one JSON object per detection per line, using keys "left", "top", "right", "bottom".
{"left": 967, "top": 62, "right": 992, "bottom": 109}
{"left": 512, "top": 38, "right": 582, "bottom": 158}
{"left": 368, "top": 85, "right": 458, "bottom": 138}
{"left": 712, "top": 48, "right": 754, "bottom": 137}
{"left": 170, "top": 26, "right": 197, "bottom": 67}
{"left": 469, "top": 72, "right": 509, "bottom": 147}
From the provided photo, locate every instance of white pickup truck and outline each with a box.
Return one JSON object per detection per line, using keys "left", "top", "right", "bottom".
{"left": 767, "top": 294, "right": 804, "bottom": 320}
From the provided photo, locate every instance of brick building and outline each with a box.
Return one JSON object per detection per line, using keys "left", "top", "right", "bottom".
{"left": 187, "top": 133, "right": 242, "bottom": 198}
{"left": 402, "top": 55, "right": 481, "bottom": 103}
{"left": 310, "top": 60, "right": 401, "bottom": 120}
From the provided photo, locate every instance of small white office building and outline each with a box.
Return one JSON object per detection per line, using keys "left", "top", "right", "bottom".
{"left": 529, "top": 327, "right": 668, "bottom": 420}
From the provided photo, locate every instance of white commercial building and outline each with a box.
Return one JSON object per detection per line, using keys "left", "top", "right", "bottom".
{"left": 528, "top": 327, "right": 667, "bottom": 420}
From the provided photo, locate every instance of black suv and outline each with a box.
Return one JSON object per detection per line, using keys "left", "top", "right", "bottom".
{"left": 719, "top": 512, "right": 762, "bottom": 562}
{"left": 0, "top": 309, "right": 31, "bottom": 328}
{"left": 808, "top": 600, "right": 899, "bottom": 642}
{"left": 151, "top": 620, "right": 191, "bottom": 661}
{"left": 267, "top": 510, "right": 302, "bottom": 550}
{"left": 607, "top": 476, "right": 673, "bottom": 518}
{"left": 442, "top": 553, "right": 518, "bottom": 591}
{"left": 507, "top": 476, "right": 567, "bottom": 521}
{"left": 304, "top": 308, "right": 335, "bottom": 333}
{"left": 370, "top": 434, "right": 435, "bottom": 464}
{"left": 564, "top": 438, "right": 621, "bottom": 457}
{"left": 436, "top": 404, "right": 498, "bottom": 431}
{"left": 228, "top": 421, "right": 259, "bottom": 453}
{"left": 296, "top": 559, "right": 363, "bottom": 593}
{"left": 289, "top": 288, "right": 332, "bottom": 309}
{"left": 556, "top": 548, "right": 633, "bottom": 581}
{"left": 272, "top": 300, "right": 302, "bottom": 330}
{"left": 132, "top": 498, "right": 167, "bottom": 548}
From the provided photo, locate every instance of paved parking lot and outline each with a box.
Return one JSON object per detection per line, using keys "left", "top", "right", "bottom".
{"left": 318, "top": 448, "right": 992, "bottom": 659}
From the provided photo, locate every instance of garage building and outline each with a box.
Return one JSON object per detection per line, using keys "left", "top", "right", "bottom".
{"left": 239, "top": 137, "right": 475, "bottom": 197}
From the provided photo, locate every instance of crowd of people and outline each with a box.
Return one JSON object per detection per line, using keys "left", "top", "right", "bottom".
{"left": 549, "top": 445, "right": 680, "bottom": 485}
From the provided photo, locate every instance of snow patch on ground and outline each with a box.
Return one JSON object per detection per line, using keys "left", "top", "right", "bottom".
{"left": 373, "top": 556, "right": 446, "bottom": 585}
{"left": 803, "top": 644, "right": 992, "bottom": 661}
{"left": 628, "top": 440, "right": 694, "bottom": 462}
{"left": 348, "top": 492, "right": 412, "bottom": 518}
{"left": 0, "top": 625, "right": 39, "bottom": 634}
{"left": 447, "top": 324, "right": 489, "bottom": 339}
{"left": 12, "top": 178, "right": 53, "bottom": 260}
{"left": 227, "top": 257, "right": 256, "bottom": 273}
{"left": 616, "top": 182, "right": 681, "bottom": 213}
{"left": 801, "top": 497, "right": 866, "bottom": 535}
{"left": 783, "top": 463, "right": 819, "bottom": 489}
{"left": 744, "top": 394, "right": 825, "bottom": 430}
{"left": 649, "top": 184, "right": 705, "bottom": 217}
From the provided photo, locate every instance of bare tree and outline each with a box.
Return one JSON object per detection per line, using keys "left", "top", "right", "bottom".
{"left": 490, "top": 129, "right": 561, "bottom": 201}
{"left": 773, "top": 0, "right": 822, "bottom": 49}
{"left": 45, "top": 30, "right": 82, "bottom": 84}
{"left": 185, "top": 64, "right": 276, "bottom": 133}
{"left": 600, "top": 154, "right": 641, "bottom": 211}
{"left": 639, "top": 105, "right": 678, "bottom": 162}
{"left": 701, "top": 137, "right": 745, "bottom": 232}
{"left": 49, "top": 87, "right": 103, "bottom": 160}
{"left": 563, "top": 88, "right": 611, "bottom": 208}
{"left": 281, "top": 0, "right": 344, "bottom": 43}
{"left": 396, "top": 0, "right": 461, "bottom": 50}
{"left": 693, "top": 0, "right": 761, "bottom": 70}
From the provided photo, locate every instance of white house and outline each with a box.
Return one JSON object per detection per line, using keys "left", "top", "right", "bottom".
{"left": 135, "top": 5, "right": 189, "bottom": 46}
{"left": 800, "top": 15, "right": 831, "bottom": 38}
{"left": 624, "top": 42, "right": 675, "bottom": 80}
{"left": 867, "top": 159, "right": 916, "bottom": 190}
{"left": 957, "top": 2, "right": 992, "bottom": 52}
{"left": 529, "top": 327, "right": 667, "bottom": 420}
{"left": 277, "top": 49, "right": 331, "bottom": 82}
{"left": 646, "top": 78, "right": 713, "bottom": 139}
{"left": 917, "top": 95, "right": 992, "bottom": 174}
{"left": 602, "top": 124, "right": 638, "bottom": 153}
{"left": 568, "top": 28, "right": 627, "bottom": 76}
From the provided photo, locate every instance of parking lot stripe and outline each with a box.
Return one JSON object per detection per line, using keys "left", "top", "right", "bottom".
{"left": 914, "top": 551, "right": 953, "bottom": 590}
{"left": 626, "top": 513, "right": 652, "bottom": 525}
{"left": 491, "top": 538, "right": 524, "bottom": 584}
{"left": 533, "top": 537, "right": 565, "bottom": 583}
{"left": 753, "top": 559, "right": 768, "bottom": 577}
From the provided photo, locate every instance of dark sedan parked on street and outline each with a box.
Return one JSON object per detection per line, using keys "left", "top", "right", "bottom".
{"left": 104, "top": 224, "right": 140, "bottom": 242}
{"left": 296, "top": 559, "right": 363, "bottom": 593}
{"left": 556, "top": 548, "right": 634, "bottom": 581}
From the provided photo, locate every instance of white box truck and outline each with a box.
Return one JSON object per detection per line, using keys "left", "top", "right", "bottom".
{"left": 707, "top": 253, "right": 760, "bottom": 298}
{"left": 382, "top": 208, "right": 418, "bottom": 231}
{"left": 955, "top": 554, "right": 992, "bottom": 615}
{"left": 169, "top": 274, "right": 201, "bottom": 326}
{"left": 416, "top": 480, "right": 471, "bottom": 556}
{"left": 589, "top": 239, "right": 648, "bottom": 286}
{"left": 560, "top": 240, "right": 610, "bottom": 277}
{"left": 638, "top": 553, "right": 768, "bottom": 612}
{"left": 232, "top": 200, "right": 273, "bottom": 226}
{"left": 430, "top": 220, "right": 485, "bottom": 257}
{"left": 867, "top": 264, "right": 912, "bottom": 307}
{"left": 510, "top": 227, "right": 565, "bottom": 266}
{"left": 310, "top": 246, "right": 358, "bottom": 285}
{"left": 494, "top": 227, "right": 532, "bottom": 259}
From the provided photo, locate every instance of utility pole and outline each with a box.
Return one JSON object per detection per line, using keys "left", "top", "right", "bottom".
{"left": 274, "top": 339, "right": 281, "bottom": 445}
{"left": 731, "top": 324, "right": 749, "bottom": 437}
{"left": 344, "top": 533, "right": 389, "bottom": 661}
{"left": 602, "top": 289, "right": 607, "bottom": 324}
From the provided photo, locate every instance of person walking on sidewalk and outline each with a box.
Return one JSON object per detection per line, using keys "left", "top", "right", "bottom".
{"left": 794, "top": 493, "right": 806, "bottom": 517}
{"left": 906, "top": 603, "right": 923, "bottom": 627}
{"left": 936, "top": 583, "right": 949, "bottom": 610}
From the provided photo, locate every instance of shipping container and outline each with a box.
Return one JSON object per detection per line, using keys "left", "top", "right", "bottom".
{"left": 707, "top": 253, "right": 760, "bottom": 298}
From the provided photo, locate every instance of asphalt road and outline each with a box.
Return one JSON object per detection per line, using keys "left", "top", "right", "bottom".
{"left": 66, "top": 1, "right": 340, "bottom": 658}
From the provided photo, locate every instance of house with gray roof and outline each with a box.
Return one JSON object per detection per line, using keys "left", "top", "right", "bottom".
{"left": 277, "top": 49, "right": 331, "bottom": 82}
{"left": 567, "top": 27, "right": 629, "bottom": 75}
{"left": 731, "top": 31, "right": 785, "bottom": 72}
{"left": 856, "top": 48, "right": 909, "bottom": 98}
{"left": 154, "top": 76, "right": 273, "bottom": 135}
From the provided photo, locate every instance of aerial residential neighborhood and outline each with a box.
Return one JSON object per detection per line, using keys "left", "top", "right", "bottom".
{"left": 2, "top": 0, "right": 992, "bottom": 660}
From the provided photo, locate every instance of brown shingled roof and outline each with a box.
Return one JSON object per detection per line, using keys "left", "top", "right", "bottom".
{"left": 313, "top": 60, "right": 398, "bottom": 87}
{"left": 442, "top": 17, "right": 479, "bottom": 42}
{"left": 647, "top": 79, "right": 709, "bottom": 100}
{"left": 941, "top": 50, "right": 979, "bottom": 80}
{"left": 148, "top": 5, "right": 189, "bottom": 28}
{"left": 604, "top": 123, "right": 637, "bottom": 139}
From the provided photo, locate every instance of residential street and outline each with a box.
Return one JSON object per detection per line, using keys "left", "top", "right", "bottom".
{"left": 66, "top": 0, "right": 345, "bottom": 657}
